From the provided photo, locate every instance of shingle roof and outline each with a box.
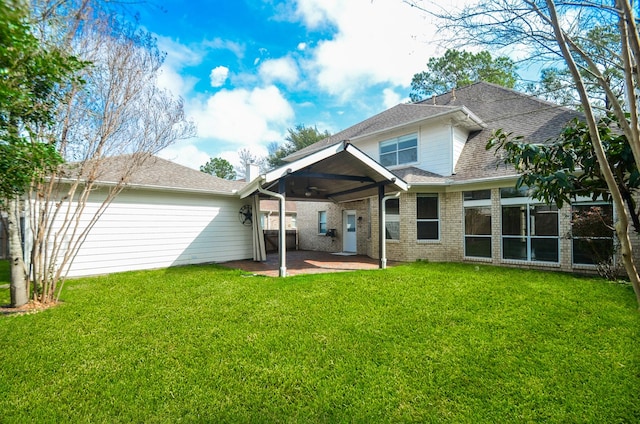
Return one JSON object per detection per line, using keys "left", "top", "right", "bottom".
{"left": 391, "top": 167, "right": 448, "bottom": 184}
{"left": 287, "top": 81, "right": 580, "bottom": 184}
{"left": 286, "top": 103, "right": 474, "bottom": 161}
{"left": 422, "top": 82, "right": 580, "bottom": 181}
{"left": 62, "top": 155, "right": 246, "bottom": 194}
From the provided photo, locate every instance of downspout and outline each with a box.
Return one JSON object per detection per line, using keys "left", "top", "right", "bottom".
{"left": 380, "top": 191, "right": 401, "bottom": 269}
{"left": 256, "top": 179, "right": 286, "bottom": 277}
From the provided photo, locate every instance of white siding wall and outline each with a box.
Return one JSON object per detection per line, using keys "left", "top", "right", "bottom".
{"left": 452, "top": 126, "right": 468, "bottom": 173}
{"left": 419, "top": 123, "right": 451, "bottom": 176}
{"left": 353, "top": 120, "right": 455, "bottom": 176}
{"left": 47, "top": 188, "right": 253, "bottom": 277}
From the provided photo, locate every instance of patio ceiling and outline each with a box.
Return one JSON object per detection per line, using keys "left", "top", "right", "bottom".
{"left": 238, "top": 141, "right": 409, "bottom": 202}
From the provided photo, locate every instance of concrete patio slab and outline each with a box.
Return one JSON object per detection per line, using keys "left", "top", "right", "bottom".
{"left": 220, "top": 250, "right": 398, "bottom": 277}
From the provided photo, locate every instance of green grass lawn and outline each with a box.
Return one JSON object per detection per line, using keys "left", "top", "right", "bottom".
{"left": 0, "top": 259, "right": 8, "bottom": 305}
{"left": 1, "top": 262, "right": 639, "bottom": 423}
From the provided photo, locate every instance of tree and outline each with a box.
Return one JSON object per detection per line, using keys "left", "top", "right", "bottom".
{"left": 266, "top": 124, "right": 330, "bottom": 168}
{"left": 0, "top": 0, "right": 85, "bottom": 307}
{"left": 235, "top": 148, "right": 268, "bottom": 179}
{"left": 200, "top": 157, "right": 236, "bottom": 179}
{"left": 406, "top": 0, "right": 640, "bottom": 305}
{"left": 409, "top": 49, "right": 518, "bottom": 101}
{"left": 525, "top": 24, "right": 625, "bottom": 110}
{"left": 488, "top": 113, "right": 639, "bottom": 251}
{"left": 20, "top": 2, "right": 195, "bottom": 305}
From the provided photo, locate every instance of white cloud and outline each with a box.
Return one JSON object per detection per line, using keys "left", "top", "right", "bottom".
{"left": 294, "top": 0, "right": 444, "bottom": 98}
{"left": 202, "top": 37, "right": 246, "bottom": 59}
{"left": 258, "top": 57, "right": 299, "bottom": 86}
{"left": 158, "top": 143, "right": 212, "bottom": 170}
{"left": 155, "top": 35, "right": 203, "bottom": 97}
{"left": 189, "top": 85, "right": 294, "bottom": 145}
{"left": 156, "top": 35, "right": 203, "bottom": 68}
{"left": 210, "top": 66, "right": 229, "bottom": 87}
{"left": 297, "top": 42, "right": 307, "bottom": 51}
{"left": 382, "top": 88, "right": 407, "bottom": 109}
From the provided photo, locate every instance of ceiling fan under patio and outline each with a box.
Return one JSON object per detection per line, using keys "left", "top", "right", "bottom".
{"left": 304, "top": 186, "right": 328, "bottom": 197}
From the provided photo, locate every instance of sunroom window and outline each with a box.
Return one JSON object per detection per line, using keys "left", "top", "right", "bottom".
{"left": 379, "top": 134, "right": 417, "bottom": 167}
{"left": 501, "top": 204, "right": 559, "bottom": 262}
{"left": 572, "top": 203, "right": 614, "bottom": 265}
{"left": 500, "top": 188, "right": 559, "bottom": 263}
{"left": 464, "top": 190, "right": 492, "bottom": 258}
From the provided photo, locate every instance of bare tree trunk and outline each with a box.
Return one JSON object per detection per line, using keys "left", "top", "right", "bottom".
{"left": 545, "top": 0, "right": 640, "bottom": 306}
{"left": 7, "top": 197, "right": 27, "bottom": 307}
{"left": 21, "top": 5, "right": 195, "bottom": 303}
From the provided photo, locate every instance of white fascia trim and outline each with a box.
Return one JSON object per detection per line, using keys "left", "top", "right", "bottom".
{"left": 348, "top": 107, "right": 486, "bottom": 143}
{"left": 267, "top": 141, "right": 347, "bottom": 181}
{"left": 53, "top": 177, "right": 241, "bottom": 197}
{"left": 449, "top": 174, "right": 520, "bottom": 186}
{"left": 406, "top": 174, "right": 521, "bottom": 190}
{"left": 239, "top": 142, "right": 348, "bottom": 198}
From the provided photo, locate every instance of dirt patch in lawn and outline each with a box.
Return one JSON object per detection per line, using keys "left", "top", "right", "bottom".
{"left": 0, "top": 300, "right": 59, "bottom": 316}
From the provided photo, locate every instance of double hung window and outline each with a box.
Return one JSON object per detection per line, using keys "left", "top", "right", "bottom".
{"left": 379, "top": 134, "right": 417, "bottom": 167}
{"left": 318, "top": 211, "right": 327, "bottom": 234}
{"left": 417, "top": 194, "right": 439, "bottom": 240}
{"left": 385, "top": 198, "right": 400, "bottom": 240}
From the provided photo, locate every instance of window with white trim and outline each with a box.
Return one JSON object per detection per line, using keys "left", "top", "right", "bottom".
{"left": 464, "top": 190, "right": 491, "bottom": 258}
{"left": 379, "top": 134, "right": 417, "bottom": 167}
{"left": 500, "top": 188, "right": 559, "bottom": 262}
{"left": 417, "top": 194, "right": 439, "bottom": 240}
{"left": 572, "top": 203, "right": 614, "bottom": 265}
{"left": 318, "top": 211, "right": 327, "bottom": 234}
{"left": 385, "top": 198, "right": 400, "bottom": 240}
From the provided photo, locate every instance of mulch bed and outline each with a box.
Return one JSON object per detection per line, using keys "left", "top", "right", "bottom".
{"left": 0, "top": 300, "right": 57, "bottom": 316}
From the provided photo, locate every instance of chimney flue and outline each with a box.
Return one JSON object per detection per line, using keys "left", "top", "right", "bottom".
{"left": 246, "top": 162, "right": 259, "bottom": 182}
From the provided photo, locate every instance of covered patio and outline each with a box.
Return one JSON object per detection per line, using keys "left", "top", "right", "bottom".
{"left": 220, "top": 250, "right": 399, "bottom": 277}
{"left": 238, "top": 141, "right": 409, "bottom": 277}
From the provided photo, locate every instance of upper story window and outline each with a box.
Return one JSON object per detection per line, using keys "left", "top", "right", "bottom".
{"left": 380, "top": 134, "right": 417, "bottom": 167}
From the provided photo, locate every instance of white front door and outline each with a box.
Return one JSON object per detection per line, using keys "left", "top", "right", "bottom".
{"left": 343, "top": 210, "right": 357, "bottom": 252}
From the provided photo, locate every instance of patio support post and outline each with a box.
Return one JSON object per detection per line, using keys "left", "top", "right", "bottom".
{"left": 255, "top": 178, "right": 287, "bottom": 277}
{"left": 378, "top": 186, "right": 385, "bottom": 269}
{"left": 278, "top": 179, "right": 287, "bottom": 277}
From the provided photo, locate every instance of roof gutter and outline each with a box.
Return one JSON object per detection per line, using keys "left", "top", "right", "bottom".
{"left": 52, "top": 177, "right": 242, "bottom": 197}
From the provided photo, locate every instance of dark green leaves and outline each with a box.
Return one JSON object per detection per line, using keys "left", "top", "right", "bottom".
{"left": 488, "top": 114, "right": 639, "bottom": 229}
{"left": 0, "top": 1, "right": 86, "bottom": 200}
{"left": 410, "top": 49, "right": 518, "bottom": 101}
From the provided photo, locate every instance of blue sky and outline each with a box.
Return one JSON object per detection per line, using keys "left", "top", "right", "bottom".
{"left": 138, "top": 0, "right": 471, "bottom": 170}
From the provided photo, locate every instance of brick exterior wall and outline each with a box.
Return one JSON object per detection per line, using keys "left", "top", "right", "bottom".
{"left": 297, "top": 200, "right": 370, "bottom": 254}
{"left": 295, "top": 187, "right": 633, "bottom": 276}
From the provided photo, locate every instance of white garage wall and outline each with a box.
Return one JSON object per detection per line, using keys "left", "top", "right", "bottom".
{"left": 48, "top": 187, "right": 253, "bottom": 277}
